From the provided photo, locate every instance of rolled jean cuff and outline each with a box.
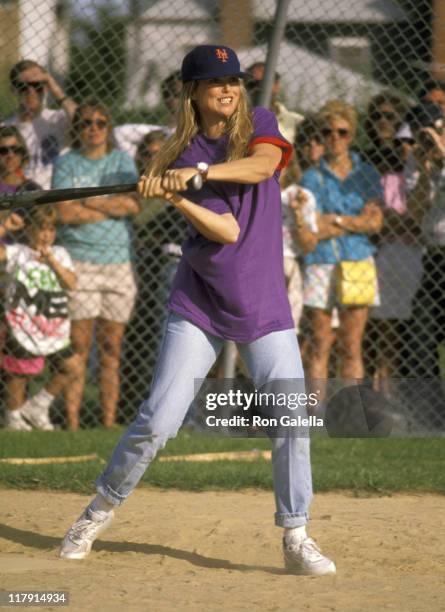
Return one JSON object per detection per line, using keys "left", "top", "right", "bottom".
{"left": 95, "top": 477, "right": 126, "bottom": 506}
{"left": 275, "top": 511, "right": 309, "bottom": 528}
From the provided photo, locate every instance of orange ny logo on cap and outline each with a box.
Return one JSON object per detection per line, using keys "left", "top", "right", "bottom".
{"left": 215, "top": 48, "right": 229, "bottom": 63}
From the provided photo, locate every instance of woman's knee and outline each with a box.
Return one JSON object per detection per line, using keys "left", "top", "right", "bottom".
{"left": 98, "top": 333, "right": 124, "bottom": 369}
{"left": 132, "top": 407, "right": 180, "bottom": 447}
{"left": 58, "top": 352, "right": 84, "bottom": 378}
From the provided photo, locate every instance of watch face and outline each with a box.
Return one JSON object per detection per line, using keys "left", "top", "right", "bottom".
{"left": 192, "top": 173, "right": 203, "bottom": 190}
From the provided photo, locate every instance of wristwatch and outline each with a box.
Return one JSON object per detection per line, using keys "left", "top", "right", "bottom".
{"left": 196, "top": 162, "right": 209, "bottom": 181}
{"left": 334, "top": 215, "right": 343, "bottom": 227}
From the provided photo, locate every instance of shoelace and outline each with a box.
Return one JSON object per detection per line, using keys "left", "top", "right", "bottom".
{"left": 300, "top": 538, "right": 323, "bottom": 561}
{"left": 67, "top": 515, "right": 104, "bottom": 545}
{"left": 286, "top": 537, "right": 323, "bottom": 562}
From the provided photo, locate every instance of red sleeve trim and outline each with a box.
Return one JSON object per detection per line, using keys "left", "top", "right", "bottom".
{"left": 248, "top": 136, "right": 293, "bottom": 171}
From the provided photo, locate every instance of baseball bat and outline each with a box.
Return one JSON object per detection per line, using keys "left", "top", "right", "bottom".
{"left": 0, "top": 174, "right": 203, "bottom": 211}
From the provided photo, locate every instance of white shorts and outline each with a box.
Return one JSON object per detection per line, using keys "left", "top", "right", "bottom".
{"left": 69, "top": 260, "right": 137, "bottom": 323}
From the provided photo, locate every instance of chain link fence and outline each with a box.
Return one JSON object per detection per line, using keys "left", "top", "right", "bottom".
{"left": 1, "top": 0, "right": 445, "bottom": 433}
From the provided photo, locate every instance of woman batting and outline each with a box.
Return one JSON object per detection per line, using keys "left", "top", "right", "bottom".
{"left": 59, "top": 45, "right": 336, "bottom": 576}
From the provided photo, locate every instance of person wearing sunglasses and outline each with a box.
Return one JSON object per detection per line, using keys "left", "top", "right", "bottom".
{"left": 364, "top": 92, "right": 408, "bottom": 180}
{"left": 0, "top": 125, "right": 41, "bottom": 196}
{"left": 301, "top": 100, "right": 383, "bottom": 397}
{"left": 294, "top": 116, "right": 325, "bottom": 173}
{"left": 52, "top": 98, "right": 140, "bottom": 431}
{"left": 363, "top": 93, "right": 423, "bottom": 393}
{"left": 4, "top": 60, "right": 77, "bottom": 190}
{"left": 0, "top": 125, "right": 45, "bottom": 422}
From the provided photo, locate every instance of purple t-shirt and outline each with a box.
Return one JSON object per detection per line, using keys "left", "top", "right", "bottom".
{"left": 167, "top": 107, "right": 294, "bottom": 342}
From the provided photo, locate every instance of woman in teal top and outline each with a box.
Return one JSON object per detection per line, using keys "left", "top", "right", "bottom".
{"left": 300, "top": 100, "right": 383, "bottom": 388}
{"left": 53, "top": 98, "right": 140, "bottom": 430}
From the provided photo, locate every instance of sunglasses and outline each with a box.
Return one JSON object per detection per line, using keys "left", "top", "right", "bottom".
{"left": 15, "top": 81, "right": 45, "bottom": 93}
{"left": 0, "top": 145, "right": 25, "bottom": 156}
{"left": 321, "top": 127, "right": 350, "bottom": 138}
{"left": 370, "top": 110, "right": 397, "bottom": 122}
{"left": 299, "top": 136, "right": 323, "bottom": 146}
{"left": 80, "top": 119, "right": 108, "bottom": 130}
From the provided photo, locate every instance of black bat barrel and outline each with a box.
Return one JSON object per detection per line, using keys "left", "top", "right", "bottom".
{"left": 0, "top": 173, "right": 203, "bottom": 211}
{"left": 0, "top": 183, "right": 139, "bottom": 210}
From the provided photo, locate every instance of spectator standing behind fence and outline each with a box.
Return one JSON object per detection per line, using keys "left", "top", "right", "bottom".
{"left": 301, "top": 101, "right": 383, "bottom": 394}
{"left": 363, "top": 93, "right": 423, "bottom": 389}
{"left": 4, "top": 60, "right": 76, "bottom": 189}
{"left": 402, "top": 101, "right": 445, "bottom": 426}
{"left": 0, "top": 125, "right": 42, "bottom": 195}
{"left": 245, "top": 62, "right": 303, "bottom": 143}
{"left": 281, "top": 156, "right": 318, "bottom": 334}
{"left": 0, "top": 125, "right": 44, "bottom": 411}
{"left": 397, "top": 80, "right": 445, "bottom": 144}
{"left": 1, "top": 207, "right": 82, "bottom": 431}
{"left": 292, "top": 117, "right": 337, "bottom": 359}
{"left": 294, "top": 116, "right": 325, "bottom": 172}
{"left": 53, "top": 99, "right": 140, "bottom": 430}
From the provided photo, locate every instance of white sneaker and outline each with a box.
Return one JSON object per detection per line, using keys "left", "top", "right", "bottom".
{"left": 60, "top": 508, "right": 114, "bottom": 560}
{"left": 21, "top": 402, "right": 55, "bottom": 431}
{"left": 283, "top": 536, "right": 336, "bottom": 576}
{"left": 4, "top": 410, "right": 32, "bottom": 431}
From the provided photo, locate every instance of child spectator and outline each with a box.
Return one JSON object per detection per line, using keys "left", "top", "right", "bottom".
{"left": 1, "top": 206, "right": 82, "bottom": 430}
{"left": 0, "top": 124, "right": 44, "bottom": 413}
{"left": 4, "top": 60, "right": 76, "bottom": 189}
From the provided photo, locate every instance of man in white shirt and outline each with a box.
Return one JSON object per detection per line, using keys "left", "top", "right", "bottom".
{"left": 4, "top": 60, "right": 77, "bottom": 189}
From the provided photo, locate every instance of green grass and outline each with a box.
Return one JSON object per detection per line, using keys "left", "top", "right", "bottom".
{"left": 0, "top": 429, "right": 444, "bottom": 496}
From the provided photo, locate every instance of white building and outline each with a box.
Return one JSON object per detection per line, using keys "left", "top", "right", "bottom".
{"left": 124, "top": 0, "right": 408, "bottom": 111}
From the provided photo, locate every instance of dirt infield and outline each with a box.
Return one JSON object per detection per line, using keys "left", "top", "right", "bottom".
{"left": 1, "top": 488, "right": 444, "bottom": 612}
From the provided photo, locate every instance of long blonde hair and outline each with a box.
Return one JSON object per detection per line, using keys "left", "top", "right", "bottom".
{"left": 146, "top": 80, "right": 253, "bottom": 176}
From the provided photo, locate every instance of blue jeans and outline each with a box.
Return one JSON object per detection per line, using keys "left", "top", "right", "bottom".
{"left": 96, "top": 313, "right": 313, "bottom": 527}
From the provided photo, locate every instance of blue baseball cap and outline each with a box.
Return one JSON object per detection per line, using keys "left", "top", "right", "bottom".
{"left": 181, "top": 45, "right": 247, "bottom": 83}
